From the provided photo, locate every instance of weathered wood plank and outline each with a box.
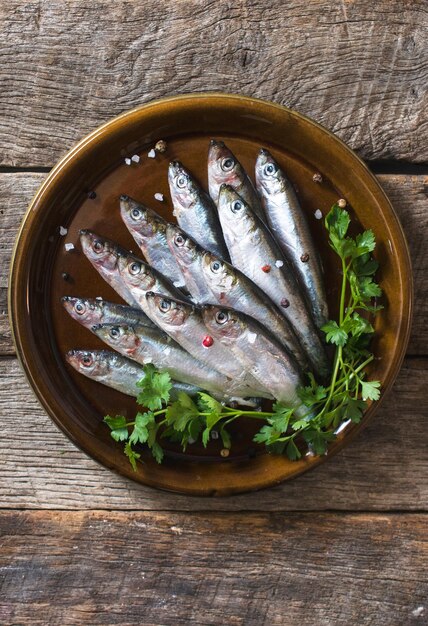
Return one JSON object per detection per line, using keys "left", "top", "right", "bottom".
{"left": 0, "top": 510, "right": 427, "bottom": 625}
{"left": 0, "top": 356, "right": 426, "bottom": 510}
{"left": 0, "top": 1, "right": 427, "bottom": 166}
{"left": 1, "top": 173, "right": 426, "bottom": 355}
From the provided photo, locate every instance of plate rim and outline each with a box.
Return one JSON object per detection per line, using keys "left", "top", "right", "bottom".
{"left": 8, "top": 92, "right": 414, "bottom": 496}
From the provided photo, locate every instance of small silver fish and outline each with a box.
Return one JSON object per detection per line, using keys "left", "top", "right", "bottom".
{"left": 208, "top": 139, "right": 264, "bottom": 220}
{"left": 168, "top": 161, "right": 229, "bottom": 260}
{"left": 62, "top": 296, "right": 157, "bottom": 330}
{"left": 144, "top": 292, "right": 273, "bottom": 399}
{"left": 119, "top": 195, "right": 186, "bottom": 288}
{"left": 202, "top": 305, "right": 305, "bottom": 415}
{"left": 255, "top": 149, "right": 328, "bottom": 328}
{"left": 217, "top": 185, "right": 330, "bottom": 380}
{"left": 66, "top": 349, "right": 201, "bottom": 398}
{"left": 79, "top": 230, "right": 140, "bottom": 307}
{"left": 92, "top": 322, "right": 264, "bottom": 406}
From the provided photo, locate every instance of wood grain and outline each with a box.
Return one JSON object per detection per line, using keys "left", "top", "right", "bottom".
{"left": 0, "top": 510, "right": 427, "bottom": 625}
{"left": 0, "top": 1, "right": 427, "bottom": 167}
{"left": 1, "top": 173, "right": 426, "bottom": 355}
{"left": 1, "top": 356, "right": 426, "bottom": 511}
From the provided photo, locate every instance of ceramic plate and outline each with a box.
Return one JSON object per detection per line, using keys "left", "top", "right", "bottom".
{"left": 9, "top": 94, "right": 412, "bottom": 495}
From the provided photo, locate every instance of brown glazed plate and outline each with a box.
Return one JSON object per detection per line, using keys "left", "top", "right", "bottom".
{"left": 9, "top": 94, "right": 413, "bottom": 496}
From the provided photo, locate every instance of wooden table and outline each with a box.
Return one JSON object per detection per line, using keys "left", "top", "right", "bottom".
{"left": 1, "top": 2, "right": 427, "bottom": 624}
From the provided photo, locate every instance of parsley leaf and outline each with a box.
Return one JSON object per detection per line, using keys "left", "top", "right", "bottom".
{"left": 129, "top": 411, "right": 152, "bottom": 445}
{"left": 344, "top": 398, "right": 367, "bottom": 423}
{"left": 124, "top": 441, "right": 141, "bottom": 472}
{"left": 361, "top": 380, "right": 381, "bottom": 401}
{"left": 325, "top": 204, "right": 350, "bottom": 240}
{"left": 137, "top": 364, "right": 172, "bottom": 410}
{"left": 354, "top": 230, "right": 376, "bottom": 256}
{"left": 286, "top": 440, "right": 301, "bottom": 461}
{"left": 322, "top": 320, "right": 348, "bottom": 346}
{"left": 104, "top": 414, "right": 129, "bottom": 442}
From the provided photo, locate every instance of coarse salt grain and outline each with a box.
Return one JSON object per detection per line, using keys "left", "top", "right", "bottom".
{"left": 154, "top": 192, "right": 164, "bottom": 202}
{"left": 247, "top": 331, "right": 257, "bottom": 344}
{"left": 412, "top": 607, "right": 424, "bottom": 618}
{"left": 59, "top": 226, "right": 68, "bottom": 236}
{"left": 95, "top": 296, "right": 103, "bottom": 300}
{"left": 173, "top": 280, "right": 182, "bottom": 288}
{"left": 131, "top": 154, "right": 140, "bottom": 163}
{"left": 124, "top": 157, "right": 132, "bottom": 165}
{"left": 64, "top": 243, "right": 74, "bottom": 252}
{"left": 147, "top": 149, "right": 156, "bottom": 158}
{"left": 275, "top": 260, "right": 284, "bottom": 268}
{"left": 315, "top": 209, "right": 323, "bottom": 220}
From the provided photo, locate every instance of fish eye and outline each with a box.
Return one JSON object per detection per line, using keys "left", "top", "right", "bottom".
{"left": 131, "top": 208, "right": 141, "bottom": 220}
{"left": 110, "top": 326, "right": 120, "bottom": 339}
{"left": 174, "top": 234, "right": 185, "bottom": 247}
{"left": 93, "top": 240, "right": 104, "bottom": 253}
{"left": 129, "top": 261, "right": 141, "bottom": 275}
{"left": 81, "top": 354, "right": 93, "bottom": 367}
{"left": 176, "top": 175, "right": 187, "bottom": 189}
{"left": 231, "top": 200, "right": 243, "bottom": 213}
{"left": 215, "top": 310, "right": 228, "bottom": 324}
{"left": 221, "top": 157, "right": 235, "bottom": 171}
{"left": 210, "top": 260, "right": 222, "bottom": 273}
{"left": 74, "top": 302, "right": 86, "bottom": 315}
{"left": 159, "top": 299, "right": 171, "bottom": 312}
{"left": 264, "top": 163, "right": 277, "bottom": 176}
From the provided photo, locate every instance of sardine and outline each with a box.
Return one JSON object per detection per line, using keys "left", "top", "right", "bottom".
{"left": 66, "top": 349, "right": 201, "bottom": 398}
{"left": 168, "top": 161, "right": 229, "bottom": 260}
{"left": 62, "top": 296, "right": 157, "bottom": 330}
{"left": 208, "top": 139, "right": 264, "bottom": 220}
{"left": 92, "top": 322, "right": 265, "bottom": 406}
{"left": 255, "top": 149, "right": 328, "bottom": 328}
{"left": 202, "top": 305, "right": 306, "bottom": 415}
{"left": 165, "top": 223, "right": 214, "bottom": 304}
{"left": 217, "top": 185, "right": 330, "bottom": 379}
{"left": 119, "top": 195, "right": 186, "bottom": 289}
{"left": 79, "top": 230, "right": 140, "bottom": 307}
{"left": 144, "top": 292, "right": 273, "bottom": 399}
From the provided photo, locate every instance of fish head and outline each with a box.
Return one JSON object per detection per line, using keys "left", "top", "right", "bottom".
{"left": 201, "top": 251, "right": 236, "bottom": 294}
{"left": 166, "top": 223, "right": 200, "bottom": 267}
{"left": 120, "top": 195, "right": 160, "bottom": 238}
{"left": 92, "top": 323, "right": 140, "bottom": 356}
{"left": 62, "top": 296, "right": 102, "bottom": 325}
{"left": 208, "top": 140, "right": 244, "bottom": 197}
{"left": 202, "top": 305, "right": 245, "bottom": 344}
{"left": 217, "top": 184, "right": 254, "bottom": 236}
{"left": 80, "top": 230, "right": 118, "bottom": 271}
{"left": 117, "top": 253, "right": 156, "bottom": 292}
{"left": 255, "top": 149, "right": 285, "bottom": 195}
{"left": 66, "top": 349, "right": 108, "bottom": 377}
{"left": 145, "top": 292, "right": 192, "bottom": 328}
{"left": 168, "top": 161, "right": 198, "bottom": 210}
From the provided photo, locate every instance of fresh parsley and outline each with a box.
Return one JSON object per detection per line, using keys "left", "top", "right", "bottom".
{"left": 104, "top": 202, "right": 382, "bottom": 469}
